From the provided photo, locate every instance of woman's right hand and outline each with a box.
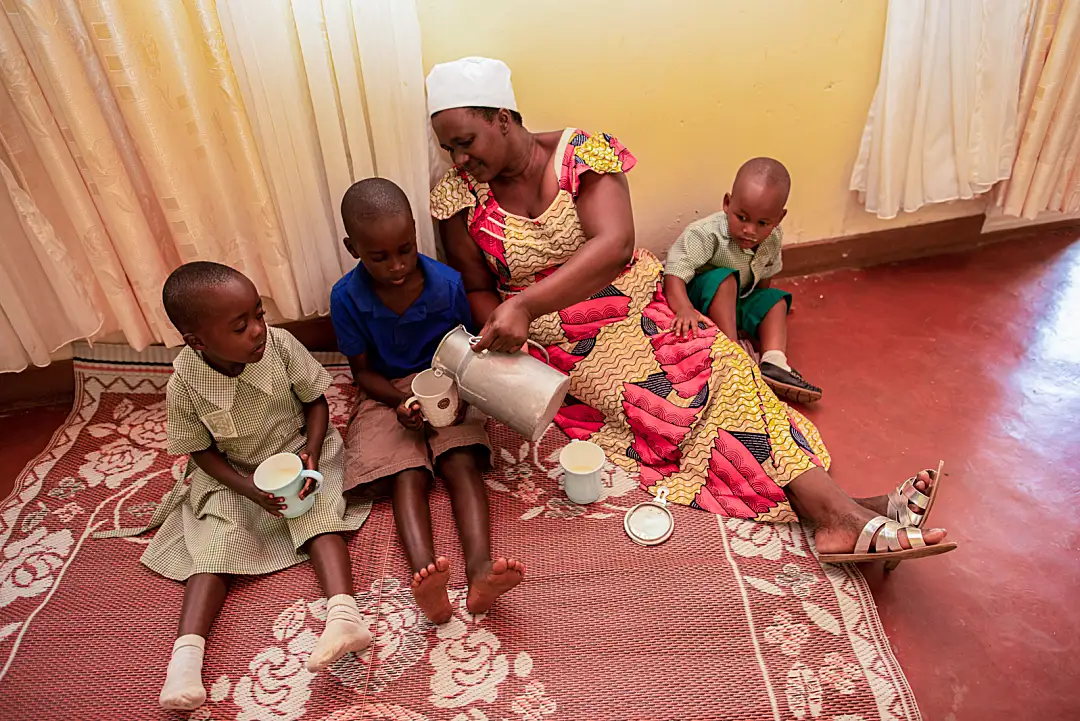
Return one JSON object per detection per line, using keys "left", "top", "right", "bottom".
{"left": 672, "top": 308, "right": 709, "bottom": 339}
{"left": 473, "top": 297, "right": 532, "bottom": 353}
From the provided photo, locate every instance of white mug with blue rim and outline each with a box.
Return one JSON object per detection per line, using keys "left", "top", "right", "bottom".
{"left": 253, "top": 452, "right": 323, "bottom": 518}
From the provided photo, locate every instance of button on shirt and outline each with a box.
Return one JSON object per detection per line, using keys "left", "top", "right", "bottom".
{"left": 664, "top": 211, "right": 783, "bottom": 298}
{"left": 330, "top": 254, "right": 473, "bottom": 380}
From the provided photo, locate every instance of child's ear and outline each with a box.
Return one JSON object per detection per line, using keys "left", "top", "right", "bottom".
{"left": 722, "top": 193, "right": 731, "bottom": 211}
{"left": 778, "top": 208, "right": 787, "bottom": 224}
{"left": 182, "top": 331, "right": 206, "bottom": 352}
{"left": 342, "top": 236, "right": 360, "bottom": 260}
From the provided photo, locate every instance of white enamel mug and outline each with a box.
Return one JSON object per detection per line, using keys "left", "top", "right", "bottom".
{"left": 253, "top": 452, "right": 323, "bottom": 519}
{"left": 559, "top": 440, "right": 606, "bottom": 505}
{"left": 406, "top": 369, "right": 459, "bottom": 428}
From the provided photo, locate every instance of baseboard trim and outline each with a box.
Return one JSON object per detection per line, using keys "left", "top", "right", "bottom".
{"left": 0, "top": 360, "right": 75, "bottom": 414}
{"left": 777, "top": 214, "right": 986, "bottom": 278}
{"left": 777, "top": 214, "right": 1080, "bottom": 279}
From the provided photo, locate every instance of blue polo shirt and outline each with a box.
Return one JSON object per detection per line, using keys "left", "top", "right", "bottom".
{"left": 330, "top": 254, "right": 473, "bottom": 380}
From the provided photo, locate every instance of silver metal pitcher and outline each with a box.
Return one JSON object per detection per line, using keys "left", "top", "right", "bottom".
{"left": 431, "top": 326, "right": 570, "bottom": 441}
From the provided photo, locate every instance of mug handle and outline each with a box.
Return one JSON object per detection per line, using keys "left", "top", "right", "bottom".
{"left": 404, "top": 396, "right": 428, "bottom": 422}
{"left": 299, "top": 469, "right": 323, "bottom": 497}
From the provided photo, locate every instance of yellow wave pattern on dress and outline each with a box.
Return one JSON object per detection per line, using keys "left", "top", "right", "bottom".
{"left": 429, "top": 129, "right": 830, "bottom": 521}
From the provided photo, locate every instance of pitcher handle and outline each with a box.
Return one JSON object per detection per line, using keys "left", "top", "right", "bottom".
{"left": 525, "top": 339, "right": 551, "bottom": 363}
{"left": 467, "top": 333, "right": 549, "bottom": 363}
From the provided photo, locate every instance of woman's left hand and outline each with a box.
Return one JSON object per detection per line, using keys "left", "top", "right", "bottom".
{"left": 473, "top": 298, "right": 532, "bottom": 353}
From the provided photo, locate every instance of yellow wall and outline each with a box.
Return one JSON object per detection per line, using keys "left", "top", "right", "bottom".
{"left": 417, "top": 0, "right": 987, "bottom": 253}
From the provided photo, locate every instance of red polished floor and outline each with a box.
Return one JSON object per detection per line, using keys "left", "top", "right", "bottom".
{"left": 2, "top": 233, "right": 1078, "bottom": 720}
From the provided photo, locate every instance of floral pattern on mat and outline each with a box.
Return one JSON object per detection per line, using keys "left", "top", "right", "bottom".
{"left": 0, "top": 358, "right": 921, "bottom": 720}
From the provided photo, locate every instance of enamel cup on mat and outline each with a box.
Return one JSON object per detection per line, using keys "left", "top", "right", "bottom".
{"left": 558, "top": 440, "right": 605, "bottom": 504}
{"left": 405, "top": 369, "right": 459, "bottom": 428}
{"left": 253, "top": 452, "right": 323, "bottom": 519}
{"left": 431, "top": 326, "right": 570, "bottom": 442}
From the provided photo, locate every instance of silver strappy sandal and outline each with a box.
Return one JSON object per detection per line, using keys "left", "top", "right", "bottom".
{"left": 888, "top": 460, "right": 944, "bottom": 528}
{"left": 818, "top": 515, "right": 958, "bottom": 565}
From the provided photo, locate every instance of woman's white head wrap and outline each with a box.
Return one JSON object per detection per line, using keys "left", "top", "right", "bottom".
{"left": 426, "top": 57, "right": 518, "bottom": 117}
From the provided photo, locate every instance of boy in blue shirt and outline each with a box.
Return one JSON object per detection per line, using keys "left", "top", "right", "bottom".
{"left": 331, "top": 178, "right": 524, "bottom": 624}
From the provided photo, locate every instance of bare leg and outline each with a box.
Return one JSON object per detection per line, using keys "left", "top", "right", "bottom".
{"left": 160, "top": 573, "right": 228, "bottom": 710}
{"left": 177, "top": 572, "right": 228, "bottom": 638}
{"left": 305, "top": 533, "right": 371, "bottom": 671}
{"left": 439, "top": 448, "right": 524, "bottom": 615}
{"left": 393, "top": 468, "right": 452, "bottom": 624}
{"left": 757, "top": 300, "right": 788, "bottom": 354}
{"left": 784, "top": 468, "right": 948, "bottom": 554}
{"left": 705, "top": 274, "right": 739, "bottom": 341}
{"left": 306, "top": 532, "right": 354, "bottom": 598}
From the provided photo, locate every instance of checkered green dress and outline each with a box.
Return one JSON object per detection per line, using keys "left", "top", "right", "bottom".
{"left": 97, "top": 327, "right": 370, "bottom": 581}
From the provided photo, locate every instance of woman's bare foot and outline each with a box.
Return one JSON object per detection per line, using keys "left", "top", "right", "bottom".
{"left": 466, "top": 558, "right": 525, "bottom": 615}
{"left": 855, "top": 470, "right": 935, "bottom": 521}
{"left": 813, "top": 502, "right": 948, "bottom": 556}
{"left": 411, "top": 557, "right": 452, "bottom": 624}
{"left": 784, "top": 467, "right": 949, "bottom": 557}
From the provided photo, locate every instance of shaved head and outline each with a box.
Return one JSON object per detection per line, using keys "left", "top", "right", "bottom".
{"left": 723, "top": 157, "right": 791, "bottom": 248}
{"left": 733, "top": 157, "right": 791, "bottom": 203}
{"left": 340, "top": 178, "right": 413, "bottom": 235}
{"left": 162, "top": 261, "right": 249, "bottom": 333}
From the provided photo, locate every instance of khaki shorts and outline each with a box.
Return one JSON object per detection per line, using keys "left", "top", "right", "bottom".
{"left": 344, "top": 374, "right": 492, "bottom": 490}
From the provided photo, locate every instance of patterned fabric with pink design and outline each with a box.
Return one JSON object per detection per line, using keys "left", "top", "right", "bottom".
{"left": 0, "top": 354, "right": 921, "bottom": 720}
{"left": 430, "top": 129, "right": 831, "bottom": 522}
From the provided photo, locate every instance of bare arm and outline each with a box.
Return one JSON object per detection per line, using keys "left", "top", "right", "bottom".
{"left": 515, "top": 171, "right": 634, "bottom": 320}
{"left": 301, "top": 396, "right": 329, "bottom": 467}
{"left": 346, "top": 352, "right": 425, "bottom": 430}
{"left": 470, "top": 171, "right": 635, "bottom": 353}
{"left": 441, "top": 214, "right": 502, "bottom": 328}
{"left": 663, "top": 273, "right": 712, "bottom": 338}
{"left": 346, "top": 352, "right": 407, "bottom": 408}
{"left": 757, "top": 277, "right": 773, "bottom": 289}
{"left": 191, "top": 445, "right": 285, "bottom": 515}
{"left": 664, "top": 274, "right": 695, "bottom": 314}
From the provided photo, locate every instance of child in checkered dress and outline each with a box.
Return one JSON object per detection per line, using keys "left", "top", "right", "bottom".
{"left": 663, "top": 157, "right": 823, "bottom": 403}
{"left": 138, "top": 262, "right": 372, "bottom": 711}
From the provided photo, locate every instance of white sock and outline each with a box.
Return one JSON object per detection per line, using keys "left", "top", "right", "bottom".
{"left": 306, "top": 594, "right": 372, "bottom": 672}
{"left": 159, "top": 634, "right": 207, "bottom": 710}
{"left": 761, "top": 350, "right": 791, "bottom": 371}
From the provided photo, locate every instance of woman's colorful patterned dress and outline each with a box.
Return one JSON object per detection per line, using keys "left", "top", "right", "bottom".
{"left": 431, "top": 129, "right": 830, "bottom": 522}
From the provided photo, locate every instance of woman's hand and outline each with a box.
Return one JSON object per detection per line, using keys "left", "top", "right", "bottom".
{"left": 472, "top": 297, "right": 532, "bottom": 353}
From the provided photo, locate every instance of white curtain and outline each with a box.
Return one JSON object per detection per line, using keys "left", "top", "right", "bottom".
{"left": 0, "top": 0, "right": 431, "bottom": 373}
{"left": 996, "top": 0, "right": 1080, "bottom": 217}
{"left": 217, "top": 0, "right": 434, "bottom": 316}
{"left": 851, "top": 0, "right": 1034, "bottom": 219}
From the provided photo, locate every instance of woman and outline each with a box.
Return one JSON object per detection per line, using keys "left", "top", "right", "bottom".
{"left": 426, "top": 57, "right": 954, "bottom": 564}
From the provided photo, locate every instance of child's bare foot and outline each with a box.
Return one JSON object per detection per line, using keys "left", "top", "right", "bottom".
{"left": 412, "top": 557, "right": 452, "bottom": 624}
{"left": 466, "top": 558, "right": 524, "bottom": 615}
